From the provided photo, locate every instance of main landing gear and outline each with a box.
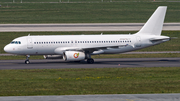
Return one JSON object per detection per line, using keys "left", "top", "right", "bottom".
{"left": 25, "top": 55, "right": 30, "bottom": 64}
{"left": 86, "top": 53, "right": 94, "bottom": 64}
{"left": 87, "top": 58, "right": 94, "bottom": 64}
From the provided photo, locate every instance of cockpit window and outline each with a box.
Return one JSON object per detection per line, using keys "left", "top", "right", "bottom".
{"left": 10, "top": 41, "right": 15, "bottom": 44}
{"left": 10, "top": 41, "right": 21, "bottom": 44}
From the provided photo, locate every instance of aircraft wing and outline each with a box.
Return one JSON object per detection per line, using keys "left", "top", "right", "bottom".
{"left": 54, "top": 44, "right": 131, "bottom": 55}
{"left": 81, "top": 44, "right": 129, "bottom": 51}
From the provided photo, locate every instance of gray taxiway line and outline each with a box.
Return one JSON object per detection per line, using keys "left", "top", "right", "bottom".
{"left": 1, "top": 51, "right": 180, "bottom": 56}
{"left": 0, "top": 58, "right": 180, "bottom": 70}
{"left": 0, "top": 23, "right": 179, "bottom": 32}
{"left": 0, "top": 94, "right": 180, "bottom": 101}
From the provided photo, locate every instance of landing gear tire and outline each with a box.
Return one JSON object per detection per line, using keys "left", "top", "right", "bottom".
{"left": 25, "top": 60, "right": 30, "bottom": 64}
{"left": 25, "top": 55, "right": 30, "bottom": 64}
{"left": 87, "top": 58, "right": 94, "bottom": 64}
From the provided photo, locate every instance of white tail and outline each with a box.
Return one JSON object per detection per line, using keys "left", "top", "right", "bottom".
{"left": 136, "top": 6, "right": 167, "bottom": 36}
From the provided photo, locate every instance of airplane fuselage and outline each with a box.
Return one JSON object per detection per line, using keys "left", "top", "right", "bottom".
{"left": 4, "top": 34, "right": 169, "bottom": 55}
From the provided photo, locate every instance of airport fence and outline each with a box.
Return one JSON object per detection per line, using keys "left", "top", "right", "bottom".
{"left": 0, "top": 0, "right": 180, "bottom": 3}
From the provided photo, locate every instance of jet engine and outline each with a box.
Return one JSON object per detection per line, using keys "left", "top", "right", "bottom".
{"left": 43, "top": 55, "right": 63, "bottom": 59}
{"left": 63, "top": 51, "right": 85, "bottom": 61}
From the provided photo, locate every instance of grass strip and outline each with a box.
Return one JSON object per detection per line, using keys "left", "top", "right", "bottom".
{"left": 0, "top": 2, "right": 179, "bottom": 23}
{"left": 1, "top": 0, "right": 180, "bottom": 3}
{"left": 0, "top": 67, "right": 180, "bottom": 96}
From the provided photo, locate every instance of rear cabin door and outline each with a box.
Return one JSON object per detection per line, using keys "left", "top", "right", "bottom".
{"left": 136, "top": 36, "right": 141, "bottom": 47}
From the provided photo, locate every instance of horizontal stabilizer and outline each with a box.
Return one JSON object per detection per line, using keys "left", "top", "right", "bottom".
{"left": 149, "top": 36, "right": 170, "bottom": 43}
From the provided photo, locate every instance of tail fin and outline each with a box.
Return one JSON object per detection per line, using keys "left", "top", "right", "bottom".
{"left": 136, "top": 6, "right": 167, "bottom": 36}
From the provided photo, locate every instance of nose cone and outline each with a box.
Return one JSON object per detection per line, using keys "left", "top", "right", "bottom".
{"left": 4, "top": 45, "right": 11, "bottom": 53}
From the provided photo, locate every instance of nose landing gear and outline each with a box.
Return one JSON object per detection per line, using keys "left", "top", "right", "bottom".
{"left": 25, "top": 55, "right": 30, "bottom": 64}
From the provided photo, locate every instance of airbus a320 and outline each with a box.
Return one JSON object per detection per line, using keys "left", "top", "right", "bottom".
{"left": 4, "top": 6, "right": 170, "bottom": 64}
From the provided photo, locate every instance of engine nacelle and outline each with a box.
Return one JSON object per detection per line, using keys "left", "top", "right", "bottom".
{"left": 43, "top": 55, "right": 62, "bottom": 59}
{"left": 63, "top": 51, "right": 85, "bottom": 61}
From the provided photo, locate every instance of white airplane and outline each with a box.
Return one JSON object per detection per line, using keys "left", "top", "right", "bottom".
{"left": 4, "top": 6, "right": 170, "bottom": 64}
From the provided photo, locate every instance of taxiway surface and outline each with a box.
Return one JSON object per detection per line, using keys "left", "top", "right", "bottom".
{"left": 0, "top": 23, "right": 179, "bottom": 32}
{"left": 0, "top": 94, "right": 180, "bottom": 101}
{"left": 0, "top": 58, "right": 180, "bottom": 70}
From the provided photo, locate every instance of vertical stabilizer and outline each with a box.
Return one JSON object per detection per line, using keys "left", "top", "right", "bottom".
{"left": 136, "top": 6, "right": 167, "bottom": 36}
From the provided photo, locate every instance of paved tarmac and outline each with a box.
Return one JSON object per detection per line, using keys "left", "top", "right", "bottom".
{"left": 0, "top": 94, "right": 180, "bottom": 101}
{"left": 1, "top": 51, "right": 180, "bottom": 56}
{"left": 0, "top": 58, "right": 180, "bottom": 70}
{"left": 0, "top": 23, "right": 179, "bottom": 32}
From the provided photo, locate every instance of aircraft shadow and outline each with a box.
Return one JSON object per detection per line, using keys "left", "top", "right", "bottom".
{"left": 17, "top": 59, "right": 179, "bottom": 65}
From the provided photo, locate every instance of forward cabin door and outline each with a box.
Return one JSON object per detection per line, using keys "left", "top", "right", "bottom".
{"left": 27, "top": 37, "right": 33, "bottom": 49}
